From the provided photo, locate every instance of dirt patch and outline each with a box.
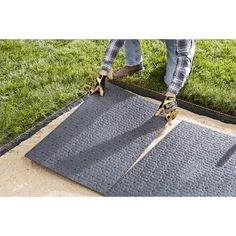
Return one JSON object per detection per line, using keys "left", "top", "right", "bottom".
{"left": 0, "top": 96, "right": 235, "bottom": 196}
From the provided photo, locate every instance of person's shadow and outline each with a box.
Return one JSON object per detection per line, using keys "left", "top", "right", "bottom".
{"left": 142, "top": 64, "right": 167, "bottom": 93}
{"left": 52, "top": 116, "right": 165, "bottom": 177}
{"left": 216, "top": 143, "right": 236, "bottom": 167}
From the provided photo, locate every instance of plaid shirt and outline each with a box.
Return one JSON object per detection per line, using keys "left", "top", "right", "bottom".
{"left": 101, "top": 39, "right": 195, "bottom": 95}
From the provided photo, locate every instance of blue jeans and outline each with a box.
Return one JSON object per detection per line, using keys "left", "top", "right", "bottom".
{"left": 124, "top": 40, "right": 195, "bottom": 86}
{"left": 124, "top": 40, "right": 143, "bottom": 66}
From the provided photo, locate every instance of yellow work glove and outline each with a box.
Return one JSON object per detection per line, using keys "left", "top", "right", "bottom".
{"left": 90, "top": 74, "right": 106, "bottom": 96}
{"left": 155, "top": 96, "right": 178, "bottom": 125}
{"left": 90, "top": 70, "right": 113, "bottom": 96}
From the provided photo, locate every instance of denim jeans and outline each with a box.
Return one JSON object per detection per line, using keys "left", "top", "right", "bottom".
{"left": 124, "top": 40, "right": 143, "bottom": 68}
{"left": 123, "top": 40, "right": 195, "bottom": 86}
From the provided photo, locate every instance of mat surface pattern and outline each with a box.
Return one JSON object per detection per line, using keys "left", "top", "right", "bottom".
{"left": 26, "top": 83, "right": 165, "bottom": 194}
{"left": 107, "top": 121, "right": 236, "bottom": 196}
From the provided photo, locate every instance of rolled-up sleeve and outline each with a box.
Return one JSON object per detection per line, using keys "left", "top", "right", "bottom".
{"left": 167, "top": 39, "right": 195, "bottom": 95}
{"left": 101, "top": 39, "right": 125, "bottom": 71}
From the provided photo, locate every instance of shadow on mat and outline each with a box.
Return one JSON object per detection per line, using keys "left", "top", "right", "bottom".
{"left": 216, "top": 143, "right": 236, "bottom": 167}
{"left": 53, "top": 84, "right": 136, "bottom": 133}
{"left": 29, "top": 84, "right": 137, "bottom": 156}
{"left": 52, "top": 116, "right": 165, "bottom": 175}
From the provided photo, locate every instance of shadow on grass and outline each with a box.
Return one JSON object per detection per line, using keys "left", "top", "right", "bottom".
{"left": 145, "top": 65, "right": 167, "bottom": 92}
{"left": 126, "top": 64, "right": 167, "bottom": 94}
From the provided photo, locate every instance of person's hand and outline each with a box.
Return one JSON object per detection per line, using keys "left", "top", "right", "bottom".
{"left": 154, "top": 95, "right": 178, "bottom": 125}
{"left": 90, "top": 70, "right": 113, "bottom": 96}
{"left": 90, "top": 74, "right": 106, "bottom": 96}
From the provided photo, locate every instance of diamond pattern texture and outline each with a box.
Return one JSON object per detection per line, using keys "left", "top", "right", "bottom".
{"left": 107, "top": 121, "right": 236, "bottom": 196}
{"left": 26, "top": 82, "right": 165, "bottom": 194}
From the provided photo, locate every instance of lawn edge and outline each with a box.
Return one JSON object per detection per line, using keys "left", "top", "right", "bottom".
{"left": 0, "top": 95, "right": 89, "bottom": 157}
{"left": 1, "top": 80, "right": 236, "bottom": 157}
{"left": 112, "top": 80, "right": 236, "bottom": 125}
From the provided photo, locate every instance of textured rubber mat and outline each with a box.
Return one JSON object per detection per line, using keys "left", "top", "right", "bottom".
{"left": 25, "top": 82, "right": 165, "bottom": 194}
{"left": 107, "top": 121, "right": 236, "bottom": 196}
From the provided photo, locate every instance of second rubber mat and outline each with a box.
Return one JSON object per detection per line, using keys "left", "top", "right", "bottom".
{"left": 107, "top": 121, "right": 236, "bottom": 196}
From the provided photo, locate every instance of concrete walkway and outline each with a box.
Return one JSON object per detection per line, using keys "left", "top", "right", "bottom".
{"left": 0, "top": 94, "right": 235, "bottom": 196}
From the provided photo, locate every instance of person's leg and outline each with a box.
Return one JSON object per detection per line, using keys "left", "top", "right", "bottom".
{"left": 113, "top": 40, "right": 144, "bottom": 79}
{"left": 164, "top": 40, "right": 177, "bottom": 86}
{"left": 124, "top": 40, "right": 143, "bottom": 66}
{"left": 164, "top": 39, "right": 195, "bottom": 86}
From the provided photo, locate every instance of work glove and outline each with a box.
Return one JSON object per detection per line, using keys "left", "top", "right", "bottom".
{"left": 90, "top": 70, "right": 113, "bottom": 97}
{"left": 90, "top": 74, "right": 106, "bottom": 96}
{"left": 155, "top": 96, "right": 178, "bottom": 125}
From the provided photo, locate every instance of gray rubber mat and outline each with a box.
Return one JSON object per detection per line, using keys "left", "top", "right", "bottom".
{"left": 25, "top": 82, "right": 165, "bottom": 194}
{"left": 107, "top": 121, "right": 236, "bottom": 196}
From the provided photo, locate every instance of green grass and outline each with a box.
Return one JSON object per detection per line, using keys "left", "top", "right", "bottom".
{"left": 0, "top": 39, "right": 109, "bottom": 145}
{"left": 122, "top": 40, "right": 236, "bottom": 116}
{"left": 0, "top": 39, "right": 236, "bottom": 146}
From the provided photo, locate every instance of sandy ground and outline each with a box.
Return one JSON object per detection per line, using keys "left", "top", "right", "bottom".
{"left": 0, "top": 95, "right": 236, "bottom": 196}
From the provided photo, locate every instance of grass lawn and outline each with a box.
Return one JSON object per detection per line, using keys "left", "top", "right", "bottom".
{"left": 123, "top": 40, "right": 236, "bottom": 117}
{"left": 0, "top": 39, "right": 236, "bottom": 146}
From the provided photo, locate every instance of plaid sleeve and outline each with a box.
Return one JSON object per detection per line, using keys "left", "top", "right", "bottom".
{"left": 167, "top": 40, "right": 195, "bottom": 95}
{"left": 101, "top": 39, "right": 125, "bottom": 71}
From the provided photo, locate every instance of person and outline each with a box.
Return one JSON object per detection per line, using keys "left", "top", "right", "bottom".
{"left": 90, "top": 39, "right": 195, "bottom": 124}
